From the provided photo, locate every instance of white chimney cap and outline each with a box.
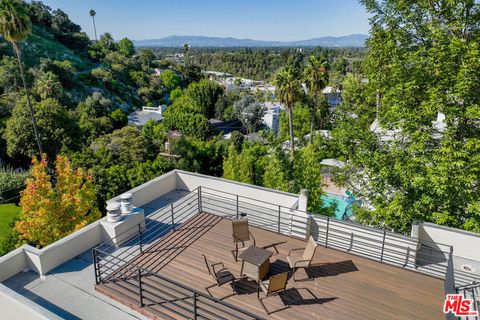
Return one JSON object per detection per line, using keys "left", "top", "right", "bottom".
{"left": 120, "top": 192, "right": 133, "bottom": 200}
{"left": 106, "top": 202, "right": 121, "bottom": 211}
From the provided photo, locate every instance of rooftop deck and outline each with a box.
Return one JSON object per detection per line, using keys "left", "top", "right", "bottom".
{"left": 96, "top": 212, "right": 444, "bottom": 320}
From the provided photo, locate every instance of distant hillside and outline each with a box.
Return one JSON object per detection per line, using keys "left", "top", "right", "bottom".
{"left": 134, "top": 34, "right": 368, "bottom": 48}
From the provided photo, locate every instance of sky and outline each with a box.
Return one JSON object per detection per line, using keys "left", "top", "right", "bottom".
{"left": 36, "top": 0, "right": 370, "bottom": 41}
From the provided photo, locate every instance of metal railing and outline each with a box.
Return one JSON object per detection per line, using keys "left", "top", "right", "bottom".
{"left": 93, "top": 188, "right": 263, "bottom": 319}
{"left": 94, "top": 186, "right": 479, "bottom": 319}
{"left": 199, "top": 186, "right": 458, "bottom": 279}
{"left": 454, "top": 280, "right": 480, "bottom": 320}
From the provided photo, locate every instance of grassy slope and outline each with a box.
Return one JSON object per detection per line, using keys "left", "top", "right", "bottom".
{"left": 0, "top": 203, "right": 20, "bottom": 242}
{"left": 23, "top": 33, "right": 91, "bottom": 70}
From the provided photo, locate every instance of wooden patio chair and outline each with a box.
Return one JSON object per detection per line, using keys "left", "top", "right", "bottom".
{"left": 258, "top": 272, "right": 290, "bottom": 314}
{"left": 203, "top": 254, "right": 237, "bottom": 299}
{"left": 286, "top": 236, "right": 318, "bottom": 281}
{"left": 231, "top": 218, "right": 279, "bottom": 261}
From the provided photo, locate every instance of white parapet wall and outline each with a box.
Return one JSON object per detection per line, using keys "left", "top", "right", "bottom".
{"left": 415, "top": 222, "right": 480, "bottom": 262}
{"left": 109, "top": 170, "right": 178, "bottom": 208}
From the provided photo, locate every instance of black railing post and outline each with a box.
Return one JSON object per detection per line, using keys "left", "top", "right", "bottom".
{"left": 348, "top": 233, "right": 354, "bottom": 251}
{"left": 325, "top": 217, "right": 330, "bottom": 247}
{"left": 171, "top": 203, "right": 175, "bottom": 231}
{"left": 198, "top": 186, "right": 202, "bottom": 213}
{"left": 380, "top": 229, "right": 387, "bottom": 262}
{"left": 236, "top": 195, "right": 239, "bottom": 219}
{"left": 193, "top": 291, "right": 198, "bottom": 320}
{"left": 138, "top": 223, "right": 143, "bottom": 254}
{"left": 92, "top": 249, "right": 99, "bottom": 285}
{"left": 138, "top": 268, "right": 144, "bottom": 307}
{"left": 404, "top": 247, "right": 410, "bottom": 267}
{"left": 277, "top": 206, "right": 281, "bottom": 234}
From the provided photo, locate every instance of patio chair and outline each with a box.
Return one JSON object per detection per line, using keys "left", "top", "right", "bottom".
{"left": 286, "top": 236, "right": 318, "bottom": 281}
{"left": 231, "top": 218, "right": 279, "bottom": 261}
{"left": 258, "top": 272, "right": 290, "bottom": 314}
{"left": 203, "top": 254, "right": 237, "bottom": 299}
{"left": 231, "top": 218, "right": 256, "bottom": 261}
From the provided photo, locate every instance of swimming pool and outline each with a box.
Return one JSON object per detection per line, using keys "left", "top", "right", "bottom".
{"left": 321, "top": 193, "right": 356, "bottom": 220}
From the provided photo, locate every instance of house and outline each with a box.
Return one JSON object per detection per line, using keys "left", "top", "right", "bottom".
{"left": 370, "top": 112, "right": 447, "bottom": 142}
{"left": 0, "top": 170, "right": 478, "bottom": 319}
{"left": 128, "top": 105, "right": 166, "bottom": 126}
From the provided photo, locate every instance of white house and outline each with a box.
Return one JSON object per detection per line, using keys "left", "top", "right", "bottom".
{"left": 128, "top": 105, "right": 167, "bottom": 126}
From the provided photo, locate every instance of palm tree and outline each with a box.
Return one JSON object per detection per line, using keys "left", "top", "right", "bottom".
{"left": 0, "top": 0, "right": 43, "bottom": 156}
{"left": 274, "top": 66, "right": 302, "bottom": 156}
{"left": 34, "top": 71, "right": 62, "bottom": 100}
{"left": 183, "top": 43, "right": 189, "bottom": 64}
{"left": 89, "top": 9, "right": 97, "bottom": 41}
{"left": 303, "top": 55, "right": 329, "bottom": 144}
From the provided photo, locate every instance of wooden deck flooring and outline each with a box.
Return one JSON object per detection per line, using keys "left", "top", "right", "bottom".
{"left": 96, "top": 212, "right": 444, "bottom": 320}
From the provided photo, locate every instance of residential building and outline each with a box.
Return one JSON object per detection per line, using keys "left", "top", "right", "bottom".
{"left": 128, "top": 106, "right": 166, "bottom": 126}
{"left": 0, "top": 170, "right": 478, "bottom": 319}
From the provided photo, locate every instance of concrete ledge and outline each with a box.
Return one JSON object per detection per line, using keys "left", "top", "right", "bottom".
{"left": 0, "top": 284, "right": 63, "bottom": 320}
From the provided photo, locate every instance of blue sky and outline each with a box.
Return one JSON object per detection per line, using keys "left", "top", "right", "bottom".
{"left": 37, "top": 0, "right": 370, "bottom": 41}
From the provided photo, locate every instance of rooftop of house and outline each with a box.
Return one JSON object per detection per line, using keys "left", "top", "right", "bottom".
{"left": 128, "top": 106, "right": 166, "bottom": 126}
{"left": 0, "top": 170, "right": 478, "bottom": 320}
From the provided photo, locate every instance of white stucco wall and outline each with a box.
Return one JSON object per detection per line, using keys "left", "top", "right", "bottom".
{"left": 0, "top": 247, "right": 28, "bottom": 282}
{"left": 416, "top": 222, "right": 480, "bottom": 261}
{"left": 109, "top": 170, "right": 178, "bottom": 207}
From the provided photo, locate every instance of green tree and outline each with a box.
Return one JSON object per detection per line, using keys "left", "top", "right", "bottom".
{"left": 138, "top": 48, "right": 154, "bottom": 71}
{"left": 76, "top": 93, "right": 114, "bottom": 143}
{"left": 303, "top": 55, "right": 329, "bottom": 143}
{"left": 186, "top": 79, "right": 224, "bottom": 119}
{"left": 279, "top": 103, "right": 311, "bottom": 140}
{"left": 160, "top": 70, "right": 181, "bottom": 93}
{"left": 169, "top": 87, "right": 183, "bottom": 103}
{"left": 162, "top": 108, "right": 212, "bottom": 140}
{"left": 0, "top": 0, "right": 43, "bottom": 156}
{"left": 274, "top": 66, "right": 302, "bottom": 156}
{"left": 4, "top": 98, "right": 78, "bottom": 159}
{"left": 90, "top": 126, "right": 151, "bottom": 164}
{"left": 335, "top": 0, "right": 480, "bottom": 232}
{"left": 118, "top": 37, "right": 135, "bottom": 57}
{"left": 110, "top": 108, "right": 128, "bottom": 129}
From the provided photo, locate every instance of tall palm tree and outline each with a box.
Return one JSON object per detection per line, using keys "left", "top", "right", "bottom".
{"left": 183, "top": 43, "right": 189, "bottom": 64}
{"left": 89, "top": 9, "right": 97, "bottom": 41}
{"left": 303, "top": 55, "right": 329, "bottom": 144}
{"left": 0, "top": 0, "right": 43, "bottom": 156}
{"left": 274, "top": 66, "right": 302, "bottom": 156}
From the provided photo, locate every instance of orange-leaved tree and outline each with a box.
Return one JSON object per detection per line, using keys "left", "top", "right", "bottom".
{"left": 16, "top": 155, "right": 101, "bottom": 247}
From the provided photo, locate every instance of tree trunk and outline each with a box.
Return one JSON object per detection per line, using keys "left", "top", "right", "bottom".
{"left": 92, "top": 16, "right": 97, "bottom": 41}
{"left": 309, "top": 95, "right": 317, "bottom": 144}
{"left": 13, "top": 42, "right": 43, "bottom": 157}
{"left": 288, "top": 104, "right": 294, "bottom": 157}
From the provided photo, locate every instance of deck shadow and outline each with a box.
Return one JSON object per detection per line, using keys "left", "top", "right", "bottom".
{"left": 280, "top": 288, "right": 337, "bottom": 306}
{"left": 306, "top": 259, "right": 358, "bottom": 278}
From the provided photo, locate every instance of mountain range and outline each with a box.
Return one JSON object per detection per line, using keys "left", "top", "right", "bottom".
{"left": 133, "top": 34, "right": 368, "bottom": 48}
